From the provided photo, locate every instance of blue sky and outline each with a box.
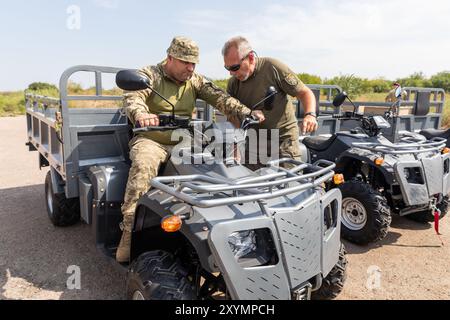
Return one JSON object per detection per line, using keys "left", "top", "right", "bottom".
{"left": 0, "top": 0, "right": 449, "bottom": 91}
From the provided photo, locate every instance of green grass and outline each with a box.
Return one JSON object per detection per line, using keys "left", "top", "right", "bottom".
{"left": 0, "top": 92, "right": 25, "bottom": 116}
{"left": 2, "top": 85, "right": 450, "bottom": 128}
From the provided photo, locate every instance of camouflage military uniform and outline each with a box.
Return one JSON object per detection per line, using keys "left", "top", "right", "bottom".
{"left": 117, "top": 37, "right": 252, "bottom": 262}
{"left": 385, "top": 87, "right": 407, "bottom": 103}
{"left": 227, "top": 57, "right": 305, "bottom": 167}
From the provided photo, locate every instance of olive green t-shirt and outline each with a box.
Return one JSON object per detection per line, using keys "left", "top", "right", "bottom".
{"left": 124, "top": 61, "right": 252, "bottom": 145}
{"left": 227, "top": 57, "right": 305, "bottom": 134}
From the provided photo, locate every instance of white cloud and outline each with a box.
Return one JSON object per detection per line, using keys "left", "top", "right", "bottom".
{"left": 181, "top": 0, "right": 450, "bottom": 80}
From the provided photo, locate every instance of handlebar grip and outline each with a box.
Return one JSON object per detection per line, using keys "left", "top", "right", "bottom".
{"left": 241, "top": 116, "right": 260, "bottom": 129}
{"left": 133, "top": 126, "right": 179, "bottom": 133}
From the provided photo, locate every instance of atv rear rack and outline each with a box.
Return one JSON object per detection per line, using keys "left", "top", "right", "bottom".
{"left": 150, "top": 159, "right": 335, "bottom": 208}
{"left": 352, "top": 137, "right": 446, "bottom": 155}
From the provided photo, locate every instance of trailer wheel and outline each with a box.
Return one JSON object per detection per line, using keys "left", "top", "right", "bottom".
{"left": 312, "top": 244, "right": 347, "bottom": 300}
{"left": 406, "top": 196, "right": 449, "bottom": 223}
{"left": 45, "top": 171, "right": 80, "bottom": 227}
{"left": 127, "top": 250, "right": 195, "bottom": 300}
{"left": 339, "top": 180, "right": 391, "bottom": 244}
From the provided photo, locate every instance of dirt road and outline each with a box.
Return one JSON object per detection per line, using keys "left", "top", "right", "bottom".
{"left": 1, "top": 116, "right": 449, "bottom": 300}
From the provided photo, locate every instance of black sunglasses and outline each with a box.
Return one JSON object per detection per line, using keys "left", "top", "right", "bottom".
{"left": 224, "top": 53, "right": 250, "bottom": 72}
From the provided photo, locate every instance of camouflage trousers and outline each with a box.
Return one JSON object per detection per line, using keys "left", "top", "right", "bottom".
{"left": 120, "top": 136, "right": 173, "bottom": 232}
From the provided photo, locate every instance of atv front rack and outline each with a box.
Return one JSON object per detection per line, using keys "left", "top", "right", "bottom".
{"left": 352, "top": 137, "right": 446, "bottom": 155}
{"left": 150, "top": 159, "right": 335, "bottom": 208}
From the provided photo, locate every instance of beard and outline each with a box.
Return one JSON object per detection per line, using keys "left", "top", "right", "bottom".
{"left": 235, "top": 71, "right": 250, "bottom": 82}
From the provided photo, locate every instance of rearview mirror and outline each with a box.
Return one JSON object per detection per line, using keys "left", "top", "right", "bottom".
{"left": 333, "top": 92, "right": 348, "bottom": 107}
{"left": 116, "top": 69, "right": 150, "bottom": 91}
{"left": 264, "top": 86, "right": 278, "bottom": 110}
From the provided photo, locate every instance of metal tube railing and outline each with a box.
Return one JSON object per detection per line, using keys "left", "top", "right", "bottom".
{"left": 150, "top": 159, "right": 335, "bottom": 208}
{"left": 352, "top": 137, "right": 446, "bottom": 155}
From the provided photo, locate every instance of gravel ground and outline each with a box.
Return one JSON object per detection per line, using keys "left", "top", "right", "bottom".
{"left": 1, "top": 116, "right": 449, "bottom": 300}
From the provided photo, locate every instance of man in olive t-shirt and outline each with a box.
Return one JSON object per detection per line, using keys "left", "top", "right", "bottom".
{"left": 222, "top": 36, "right": 318, "bottom": 167}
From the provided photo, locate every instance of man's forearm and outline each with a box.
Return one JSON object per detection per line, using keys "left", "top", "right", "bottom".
{"left": 124, "top": 92, "right": 150, "bottom": 124}
{"left": 297, "top": 88, "right": 316, "bottom": 114}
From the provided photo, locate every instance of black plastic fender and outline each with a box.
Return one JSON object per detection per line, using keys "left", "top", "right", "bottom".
{"left": 132, "top": 196, "right": 217, "bottom": 274}
{"left": 335, "top": 149, "right": 395, "bottom": 185}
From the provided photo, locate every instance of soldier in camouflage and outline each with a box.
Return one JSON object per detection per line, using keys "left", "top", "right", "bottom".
{"left": 117, "top": 36, "right": 265, "bottom": 262}
{"left": 222, "top": 36, "right": 318, "bottom": 168}
{"left": 385, "top": 82, "right": 407, "bottom": 103}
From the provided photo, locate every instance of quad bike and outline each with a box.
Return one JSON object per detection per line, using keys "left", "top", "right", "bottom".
{"left": 110, "top": 69, "right": 349, "bottom": 300}
{"left": 301, "top": 91, "right": 449, "bottom": 244}
{"left": 25, "top": 65, "right": 348, "bottom": 301}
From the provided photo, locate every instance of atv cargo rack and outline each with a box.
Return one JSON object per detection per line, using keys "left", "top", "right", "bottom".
{"left": 352, "top": 137, "right": 446, "bottom": 155}
{"left": 150, "top": 159, "right": 335, "bottom": 208}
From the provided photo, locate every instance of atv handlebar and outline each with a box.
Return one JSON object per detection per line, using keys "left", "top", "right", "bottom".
{"left": 132, "top": 114, "right": 191, "bottom": 133}
{"left": 133, "top": 114, "right": 260, "bottom": 133}
{"left": 241, "top": 115, "right": 260, "bottom": 130}
{"left": 332, "top": 111, "right": 364, "bottom": 120}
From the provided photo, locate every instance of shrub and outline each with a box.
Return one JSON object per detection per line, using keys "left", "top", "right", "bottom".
{"left": 367, "top": 78, "right": 392, "bottom": 93}
{"left": 431, "top": 71, "right": 450, "bottom": 92}
{"left": 298, "top": 73, "right": 322, "bottom": 85}
{"left": 396, "top": 72, "right": 432, "bottom": 88}
{"left": 324, "top": 74, "right": 369, "bottom": 98}
{"left": 28, "top": 82, "right": 58, "bottom": 92}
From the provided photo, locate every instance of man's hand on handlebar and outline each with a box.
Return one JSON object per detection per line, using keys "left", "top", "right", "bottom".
{"left": 136, "top": 113, "right": 159, "bottom": 128}
{"left": 250, "top": 110, "right": 265, "bottom": 123}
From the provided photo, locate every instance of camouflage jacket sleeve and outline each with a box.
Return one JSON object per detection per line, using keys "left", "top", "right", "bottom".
{"left": 192, "top": 74, "right": 251, "bottom": 121}
{"left": 123, "top": 66, "right": 158, "bottom": 125}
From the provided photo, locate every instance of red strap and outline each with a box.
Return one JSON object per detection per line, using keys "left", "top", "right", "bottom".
{"left": 434, "top": 211, "right": 440, "bottom": 235}
{"left": 435, "top": 211, "right": 445, "bottom": 246}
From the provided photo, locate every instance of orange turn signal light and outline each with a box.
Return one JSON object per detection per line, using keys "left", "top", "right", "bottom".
{"left": 333, "top": 174, "right": 345, "bottom": 185}
{"left": 161, "top": 215, "right": 182, "bottom": 233}
{"left": 374, "top": 157, "right": 384, "bottom": 166}
{"left": 442, "top": 147, "right": 450, "bottom": 155}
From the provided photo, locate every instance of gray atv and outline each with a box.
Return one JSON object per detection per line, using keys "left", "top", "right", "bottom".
{"left": 26, "top": 65, "right": 346, "bottom": 300}
{"left": 116, "top": 70, "right": 347, "bottom": 300}
{"left": 302, "top": 91, "right": 449, "bottom": 244}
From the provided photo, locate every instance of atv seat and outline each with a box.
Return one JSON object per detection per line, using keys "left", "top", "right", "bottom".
{"left": 303, "top": 135, "right": 337, "bottom": 151}
{"left": 420, "top": 128, "right": 450, "bottom": 140}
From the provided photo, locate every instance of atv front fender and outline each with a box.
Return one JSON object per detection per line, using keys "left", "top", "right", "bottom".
{"left": 336, "top": 149, "right": 395, "bottom": 185}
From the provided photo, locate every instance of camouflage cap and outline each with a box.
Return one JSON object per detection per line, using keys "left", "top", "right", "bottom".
{"left": 167, "top": 36, "right": 200, "bottom": 64}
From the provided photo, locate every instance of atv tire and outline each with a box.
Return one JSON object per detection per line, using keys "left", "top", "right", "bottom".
{"left": 45, "top": 171, "right": 80, "bottom": 227}
{"left": 127, "top": 250, "right": 195, "bottom": 300}
{"left": 405, "top": 196, "right": 449, "bottom": 223}
{"left": 312, "top": 244, "right": 347, "bottom": 300}
{"left": 339, "top": 180, "right": 391, "bottom": 244}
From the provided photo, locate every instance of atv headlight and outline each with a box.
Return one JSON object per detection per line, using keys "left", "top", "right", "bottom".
{"left": 228, "top": 230, "right": 257, "bottom": 259}
{"left": 227, "top": 229, "right": 279, "bottom": 268}
{"left": 404, "top": 167, "right": 424, "bottom": 184}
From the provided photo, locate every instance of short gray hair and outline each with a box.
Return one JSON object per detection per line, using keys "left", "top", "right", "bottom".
{"left": 222, "top": 36, "right": 253, "bottom": 59}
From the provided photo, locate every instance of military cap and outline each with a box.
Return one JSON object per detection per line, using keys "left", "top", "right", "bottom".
{"left": 167, "top": 36, "right": 200, "bottom": 64}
